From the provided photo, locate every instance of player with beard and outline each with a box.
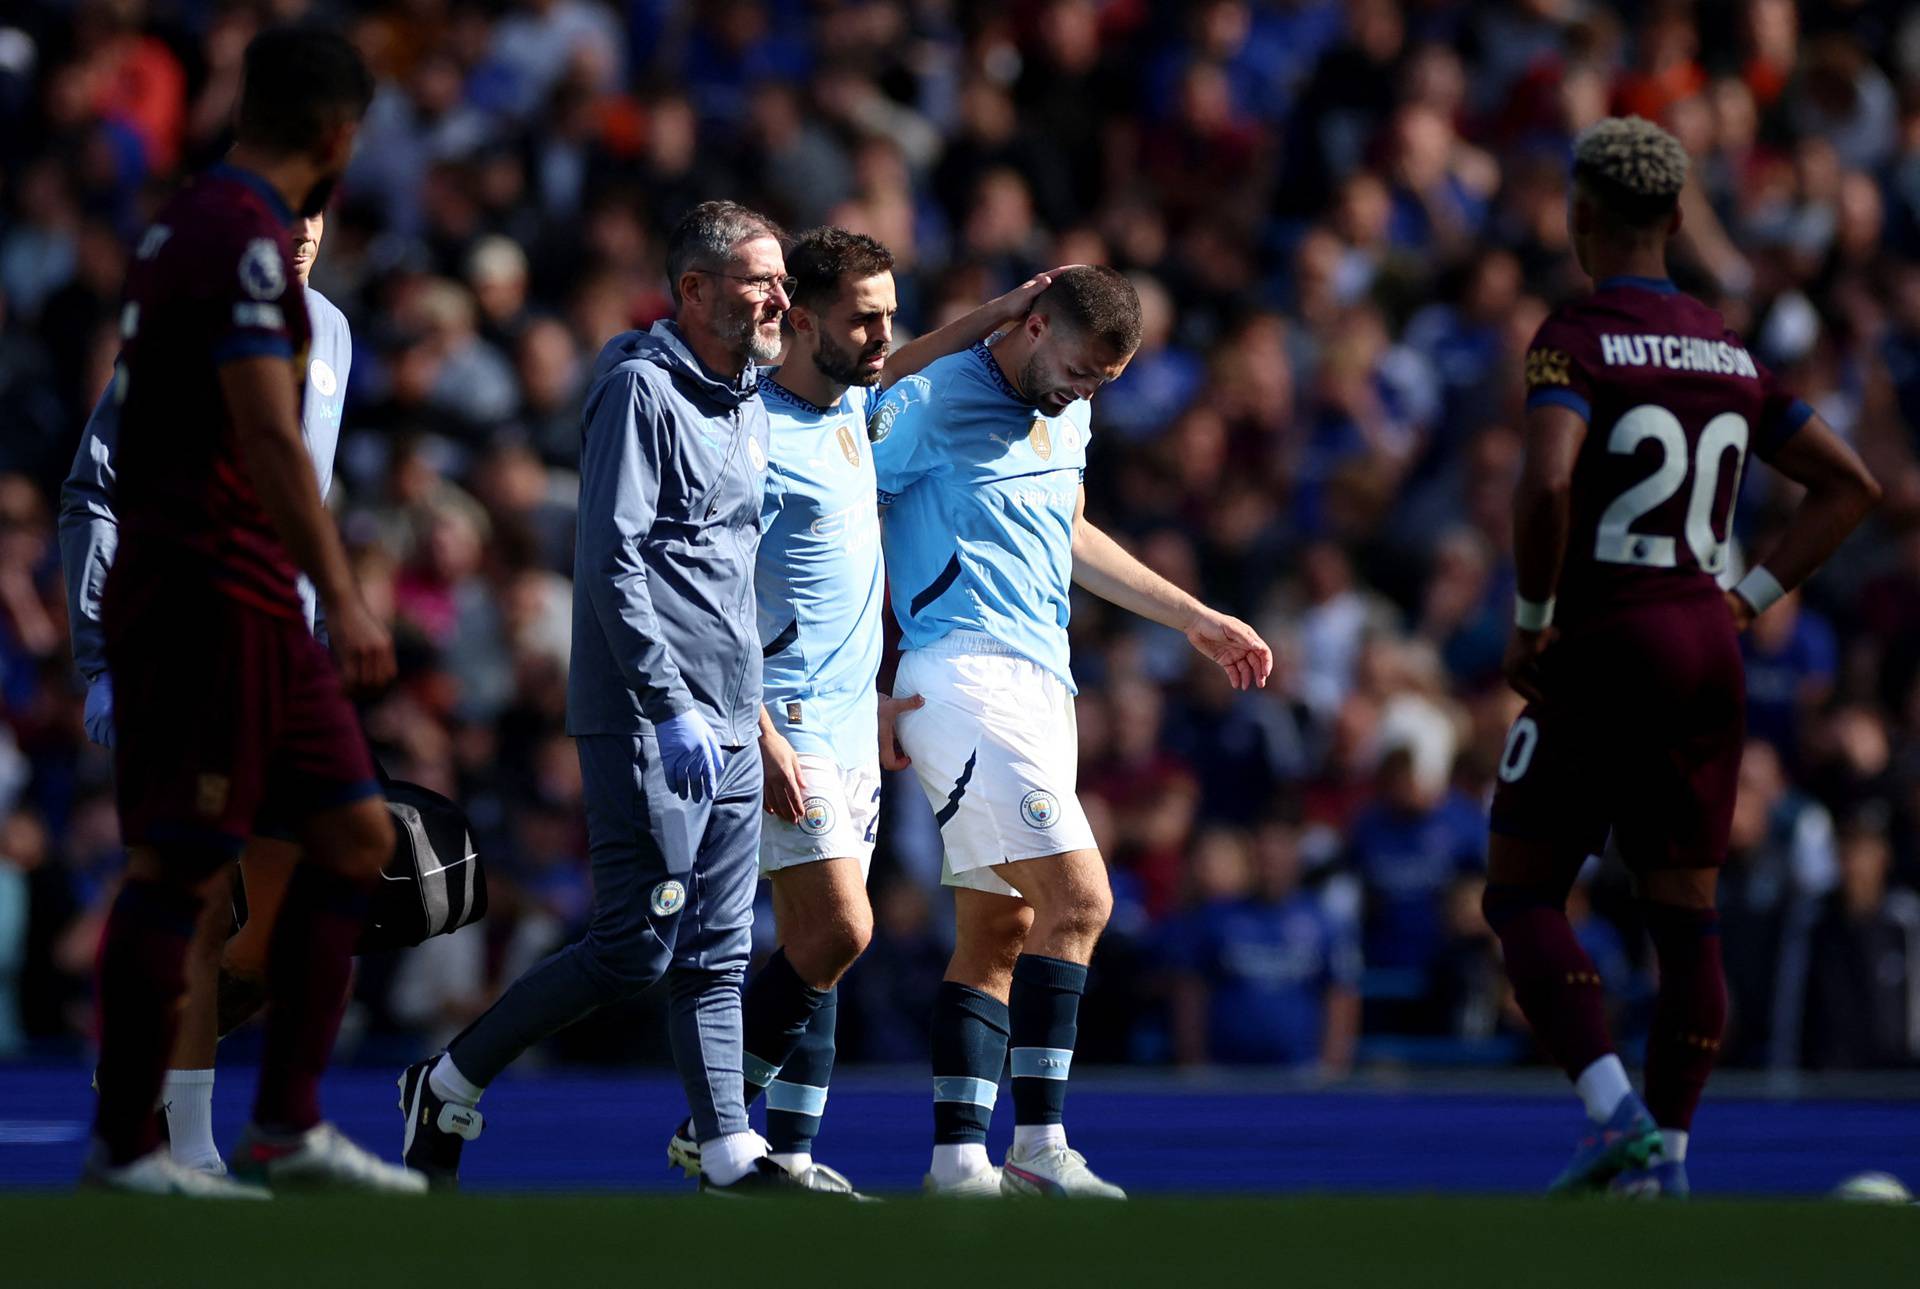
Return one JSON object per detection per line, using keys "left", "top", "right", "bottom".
{"left": 872, "top": 268, "right": 1273, "bottom": 1197}
{"left": 82, "top": 26, "right": 419, "bottom": 1195}
{"left": 398, "top": 202, "right": 812, "bottom": 1193}
{"left": 662, "top": 228, "right": 1062, "bottom": 1193}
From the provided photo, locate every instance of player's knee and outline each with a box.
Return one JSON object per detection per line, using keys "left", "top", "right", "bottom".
{"left": 304, "top": 800, "right": 394, "bottom": 883}
{"left": 582, "top": 926, "right": 673, "bottom": 997}
{"left": 789, "top": 908, "right": 873, "bottom": 987}
{"left": 1480, "top": 882, "right": 1565, "bottom": 934}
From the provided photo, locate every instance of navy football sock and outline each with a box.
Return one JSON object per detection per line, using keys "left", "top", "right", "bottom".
{"left": 767, "top": 987, "right": 837, "bottom": 1157}
{"left": 931, "top": 982, "right": 1008, "bottom": 1145}
{"left": 1008, "top": 955, "right": 1086, "bottom": 1128}
{"left": 740, "top": 948, "right": 828, "bottom": 1104}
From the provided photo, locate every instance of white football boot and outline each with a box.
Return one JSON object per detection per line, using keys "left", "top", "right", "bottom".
{"left": 81, "top": 1145, "right": 270, "bottom": 1199}
{"left": 234, "top": 1122, "right": 428, "bottom": 1193}
{"left": 1000, "top": 1143, "right": 1126, "bottom": 1199}
{"left": 923, "top": 1166, "right": 1006, "bottom": 1198}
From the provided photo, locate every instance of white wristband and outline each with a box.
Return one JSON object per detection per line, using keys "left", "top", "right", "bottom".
{"left": 1514, "top": 595, "right": 1556, "bottom": 632}
{"left": 1733, "top": 565, "right": 1786, "bottom": 616}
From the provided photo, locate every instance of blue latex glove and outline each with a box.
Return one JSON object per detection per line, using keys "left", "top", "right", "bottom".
{"left": 657, "top": 708, "right": 723, "bottom": 799}
{"left": 84, "top": 674, "right": 115, "bottom": 749}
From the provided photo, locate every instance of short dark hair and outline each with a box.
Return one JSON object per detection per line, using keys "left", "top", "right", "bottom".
{"left": 236, "top": 27, "right": 374, "bottom": 156}
{"left": 1571, "top": 116, "right": 1688, "bottom": 232}
{"left": 1036, "top": 265, "right": 1142, "bottom": 356}
{"left": 665, "top": 200, "right": 786, "bottom": 305}
{"left": 786, "top": 227, "right": 895, "bottom": 312}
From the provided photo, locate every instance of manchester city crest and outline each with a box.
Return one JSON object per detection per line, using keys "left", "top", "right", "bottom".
{"left": 868, "top": 400, "right": 898, "bottom": 444}
{"left": 1020, "top": 789, "right": 1060, "bottom": 829}
{"left": 649, "top": 880, "right": 686, "bottom": 917}
{"left": 801, "top": 796, "right": 836, "bottom": 836}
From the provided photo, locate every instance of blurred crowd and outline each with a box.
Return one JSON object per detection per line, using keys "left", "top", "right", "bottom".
{"left": 3, "top": 0, "right": 1920, "bottom": 1075}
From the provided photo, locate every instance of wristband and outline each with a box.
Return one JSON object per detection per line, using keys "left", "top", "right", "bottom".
{"left": 1514, "top": 595, "right": 1555, "bottom": 632}
{"left": 1733, "top": 565, "right": 1786, "bottom": 616}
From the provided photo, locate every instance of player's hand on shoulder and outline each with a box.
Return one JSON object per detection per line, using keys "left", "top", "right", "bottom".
{"left": 1724, "top": 590, "right": 1758, "bottom": 633}
{"left": 878, "top": 693, "right": 925, "bottom": 770}
{"left": 1501, "top": 627, "right": 1557, "bottom": 705}
{"left": 759, "top": 725, "right": 807, "bottom": 824}
{"left": 328, "top": 595, "right": 397, "bottom": 693}
{"left": 1184, "top": 609, "right": 1274, "bottom": 692}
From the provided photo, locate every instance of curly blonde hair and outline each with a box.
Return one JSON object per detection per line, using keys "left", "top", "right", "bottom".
{"left": 1572, "top": 116, "right": 1689, "bottom": 227}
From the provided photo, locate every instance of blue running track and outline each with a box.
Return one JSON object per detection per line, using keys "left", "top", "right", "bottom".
{"left": 4, "top": 1064, "right": 1916, "bottom": 1196}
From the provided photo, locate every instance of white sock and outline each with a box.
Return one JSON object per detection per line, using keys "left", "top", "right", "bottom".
{"left": 428, "top": 1053, "right": 485, "bottom": 1106}
{"left": 162, "top": 1069, "right": 220, "bottom": 1170}
{"left": 931, "top": 1142, "right": 992, "bottom": 1186}
{"left": 769, "top": 1151, "right": 812, "bottom": 1176}
{"left": 701, "top": 1131, "right": 768, "bottom": 1186}
{"left": 1012, "top": 1123, "right": 1068, "bottom": 1154}
{"left": 1573, "top": 1055, "right": 1632, "bottom": 1124}
{"left": 1660, "top": 1129, "right": 1689, "bottom": 1163}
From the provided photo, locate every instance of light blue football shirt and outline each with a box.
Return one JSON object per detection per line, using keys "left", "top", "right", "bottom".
{"left": 757, "top": 374, "right": 885, "bottom": 768}
{"left": 869, "top": 341, "right": 1091, "bottom": 691}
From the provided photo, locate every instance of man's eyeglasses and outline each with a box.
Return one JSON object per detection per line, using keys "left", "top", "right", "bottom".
{"left": 702, "top": 270, "right": 796, "bottom": 300}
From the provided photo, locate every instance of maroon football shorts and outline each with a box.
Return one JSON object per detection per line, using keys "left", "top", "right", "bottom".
{"left": 105, "top": 580, "right": 379, "bottom": 861}
{"left": 1489, "top": 589, "right": 1745, "bottom": 872}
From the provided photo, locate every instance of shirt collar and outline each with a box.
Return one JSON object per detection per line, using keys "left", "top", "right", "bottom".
{"left": 1597, "top": 275, "right": 1679, "bottom": 295}
{"left": 971, "top": 341, "right": 1032, "bottom": 408}
{"left": 761, "top": 370, "right": 844, "bottom": 417}
{"left": 208, "top": 163, "right": 295, "bottom": 226}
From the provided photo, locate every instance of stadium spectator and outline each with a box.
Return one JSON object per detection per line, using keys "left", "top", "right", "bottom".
{"left": 0, "top": 0, "right": 1915, "bottom": 1084}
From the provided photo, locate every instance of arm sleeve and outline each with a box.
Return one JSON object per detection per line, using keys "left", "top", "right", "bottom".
{"left": 577, "top": 370, "right": 694, "bottom": 723}
{"left": 869, "top": 374, "right": 937, "bottom": 503}
{"left": 1522, "top": 314, "right": 1598, "bottom": 424}
{"left": 210, "top": 228, "right": 297, "bottom": 366}
{"left": 56, "top": 377, "right": 123, "bottom": 682}
{"left": 1746, "top": 341, "right": 1815, "bottom": 460}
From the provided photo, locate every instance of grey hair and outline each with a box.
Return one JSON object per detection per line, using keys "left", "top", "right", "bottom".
{"left": 665, "top": 200, "right": 786, "bottom": 305}
{"left": 1572, "top": 116, "right": 1689, "bottom": 227}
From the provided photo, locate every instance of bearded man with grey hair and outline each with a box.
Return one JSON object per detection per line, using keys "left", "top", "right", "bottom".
{"left": 397, "top": 201, "right": 812, "bottom": 1193}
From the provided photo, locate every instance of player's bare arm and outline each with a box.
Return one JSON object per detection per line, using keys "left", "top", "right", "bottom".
{"left": 758, "top": 704, "right": 807, "bottom": 824}
{"left": 220, "top": 356, "right": 393, "bottom": 691}
{"left": 1502, "top": 402, "right": 1590, "bottom": 703}
{"left": 879, "top": 267, "right": 1070, "bottom": 388}
{"left": 1069, "top": 487, "right": 1272, "bottom": 691}
{"left": 871, "top": 573, "right": 923, "bottom": 770}
{"left": 1724, "top": 414, "right": 1880, "bottom": 630}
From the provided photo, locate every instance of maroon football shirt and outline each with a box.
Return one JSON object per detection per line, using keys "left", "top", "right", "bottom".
{"left": 107, "top": 164, "right": 311, "bottom": 620}
{"left": 1523, "top": 275, "right": 1812, "bottom": 632}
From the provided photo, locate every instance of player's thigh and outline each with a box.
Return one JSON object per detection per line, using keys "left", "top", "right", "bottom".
{"left": 1488, "top": 703, "right": 1612, "bottom": 870}
{"left": 109, "top": 593, "right": 279, "bottom": 859}
{"left": 770, "top": 857, "right": 873, "bottom": 981}
{"left": 262, "top": 627, "right": 385, "bottom": 873}
{"left": 993, "top": 847, "right": 1112, "bottom": 929}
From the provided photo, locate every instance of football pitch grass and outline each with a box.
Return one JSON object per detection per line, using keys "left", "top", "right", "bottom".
{"left": 2, "top": 1192, "right": 1917, "bottom": 1288}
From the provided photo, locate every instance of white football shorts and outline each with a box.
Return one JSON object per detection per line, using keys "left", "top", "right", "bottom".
{"left": 893, "top": 631, "right": 1096, "bottom": 898}
{"left": 758, "top": 752, "right": 882, "bottom": 879}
